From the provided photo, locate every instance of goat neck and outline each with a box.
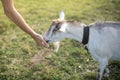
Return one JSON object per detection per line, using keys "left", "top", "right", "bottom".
{"left": 65, "top": 21, "right": 85, "bottom": 42}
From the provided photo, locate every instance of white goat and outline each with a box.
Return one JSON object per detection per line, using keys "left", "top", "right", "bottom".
{"left": 44, "top": 11, "right": 120, "bottom": 80}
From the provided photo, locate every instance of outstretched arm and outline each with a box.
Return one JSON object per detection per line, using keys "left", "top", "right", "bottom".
{"left": 1, "top": 0, "right": 48, "bottom": 47}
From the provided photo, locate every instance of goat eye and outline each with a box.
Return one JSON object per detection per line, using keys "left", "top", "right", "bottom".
{"left": 53, "top": 23, "right": 61, "bottom": 33}
{"left": 53, "top": 28, "right": 58, "bottom": 33}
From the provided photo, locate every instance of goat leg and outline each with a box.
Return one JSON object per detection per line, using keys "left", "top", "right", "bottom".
{"left": 96, "top": 59, "right": 108, "bottom": 80}
{"left": 103, "top": 67, "right": 110, "bottom": 77}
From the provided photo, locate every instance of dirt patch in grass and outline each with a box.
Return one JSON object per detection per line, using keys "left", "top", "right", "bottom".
{"left": 30, "top": 48, "right": 53, "bottom": 64}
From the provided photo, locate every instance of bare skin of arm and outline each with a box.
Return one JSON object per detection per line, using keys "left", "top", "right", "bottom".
{"left": 1, "top": 0, "right": 48, "bottom": 47}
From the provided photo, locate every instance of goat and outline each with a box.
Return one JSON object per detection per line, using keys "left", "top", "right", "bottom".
{"left": 44, "top": 11, "right": 120, "bottom": 80}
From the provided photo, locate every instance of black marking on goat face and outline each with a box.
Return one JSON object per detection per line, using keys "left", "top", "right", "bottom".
{"left": 53, "top": 22, "right": 61, "bottom": 33}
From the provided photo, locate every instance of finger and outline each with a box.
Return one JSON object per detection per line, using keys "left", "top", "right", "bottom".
{"left": 38, "top": 40, "right": 49, "bottom": 47}
{"left": 42, "top": 41, "right": 49, "bottom": 47}
{"left": 41, "top": 38, "right": 49, "bottom": 47}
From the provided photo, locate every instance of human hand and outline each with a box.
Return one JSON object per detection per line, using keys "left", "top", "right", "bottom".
{"left": 31, "top": 33, "right": 49, "bottom": 47}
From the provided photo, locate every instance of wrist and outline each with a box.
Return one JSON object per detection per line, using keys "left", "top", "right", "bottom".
{"left": 29, "top": 31, "right": 38, "bottom": 38}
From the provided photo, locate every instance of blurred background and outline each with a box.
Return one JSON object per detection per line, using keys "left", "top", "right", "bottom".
{"left": 0, "top": 0, "right": 120, "bottom": 80}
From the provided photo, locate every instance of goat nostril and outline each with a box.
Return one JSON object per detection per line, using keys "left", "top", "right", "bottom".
{"left": 46, "top": 40, "right": 50, "bottom": 43}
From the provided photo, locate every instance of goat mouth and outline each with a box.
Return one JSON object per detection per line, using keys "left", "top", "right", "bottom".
{"left": 43, "top": 37, "right": 50, "bottom": 43}
{"left": 46, "top": 40, "right": 50, "bottom": 43}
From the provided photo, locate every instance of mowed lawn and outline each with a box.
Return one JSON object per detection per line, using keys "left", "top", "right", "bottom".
{"left": 0, "top": 0, "right": 120, "bottom": 80}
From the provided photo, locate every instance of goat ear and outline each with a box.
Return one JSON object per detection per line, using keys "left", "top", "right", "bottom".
{"left": 59, "top": 26, "right": 66, "bottom": 32}
{"left": 59, "top": 10, "right": 65, "bottom": 20}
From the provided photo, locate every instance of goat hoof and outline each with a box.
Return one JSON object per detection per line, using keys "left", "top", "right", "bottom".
{"left": 104, "top": 73, "right": 109, "bottom": 77}
{"left": 96, "top": 77, "right": 100, "bottom": 80}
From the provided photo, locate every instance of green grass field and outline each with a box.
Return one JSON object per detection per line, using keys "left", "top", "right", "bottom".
{"left": 0, "top": 0, "right": 120, "bottom": 80}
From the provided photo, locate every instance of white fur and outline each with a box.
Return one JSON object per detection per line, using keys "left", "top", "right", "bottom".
{"left": 44, "top": 11, "right": 120, "bottom": 80}
{"left": 59, "top": 10, "right": 65, "bottom": 20}
{"left": 53, "top": 41, "right": 60, "bottom": 52}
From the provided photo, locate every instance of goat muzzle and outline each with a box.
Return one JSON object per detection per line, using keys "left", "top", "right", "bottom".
{"left": 46, "top": 40, "right": 50, "bottom": 43}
